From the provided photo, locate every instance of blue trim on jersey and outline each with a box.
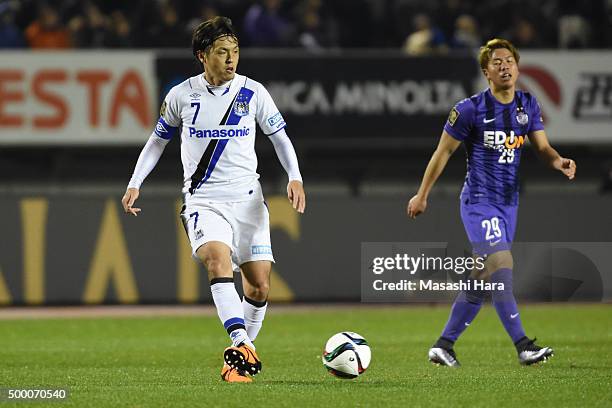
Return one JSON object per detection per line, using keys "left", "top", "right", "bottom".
{"left": 223, "top": 317, "right": 245, "bottom": 330}
{"left": 154, "top": 117, "right": 178, "bottom": 140}
{"left": 226, "top": 87, "right": 255, "bottom": 125}
{"left": 188, "top": 78, "right": 192, "bottom": 89}
{"left": 196, "top": 139, "right": 229, "bottom": 189}
{"left": 265, "top": 125, "right": 287, "bottom": 137}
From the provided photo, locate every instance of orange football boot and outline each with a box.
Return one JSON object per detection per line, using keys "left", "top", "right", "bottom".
{"left": 223, "top": 344, "right": 262, "bottom": 376}
{"left": 221, "top": 363, "right": 252, "bottom": 383}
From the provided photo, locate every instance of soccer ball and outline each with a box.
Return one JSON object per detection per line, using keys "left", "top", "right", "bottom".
{"left": 322, "top": 332, "right": 371, "bottom": 378}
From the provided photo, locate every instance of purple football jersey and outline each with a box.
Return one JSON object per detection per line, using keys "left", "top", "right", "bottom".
{"left": 444, "top": 89, "right": 544, "bottom": 205}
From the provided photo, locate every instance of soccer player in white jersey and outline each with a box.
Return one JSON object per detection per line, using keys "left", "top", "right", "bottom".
{"left": 121, "top": 16, "right": 306, "bottom": 383}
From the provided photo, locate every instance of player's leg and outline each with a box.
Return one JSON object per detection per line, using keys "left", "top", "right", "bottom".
{"left": 233, "top": 199, "right": 274, "bottom": 344}
{"left": 483, "top": 205, "right": 553, "bottom": 364}
{"left": 241, "top": 261, "right": 271, "bottom": 342}
{"left": 429, "top": 200, "right": 489, "bottom": 367}
{"left": 221, "top": 199, "right": 273, "bottom": 376}
{"left": 196, "top": 242, "right": 261, "bottom": 380}
{"left": 180, "top": 203, "right": 253, "bottom": 382}
{"left": 484, "top": 249, "right": 526, "bottom": 342}
{"left": 429, "top": 262, "right": 487, "bottom": 367}
{"left": 485, "top": 250, "right": 552, "bottom": 364}
{"left": 196, "top": 241, "right": 254, "bottom": 350}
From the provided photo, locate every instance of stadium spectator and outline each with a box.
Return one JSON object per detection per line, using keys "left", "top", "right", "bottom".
{"left": 505, "top": 17, "right": 542, "bottom": 48}
{"left": 0, "top": 3, "right": 25, "bottom": 48}
{"left": 293, "top": 0, "right": 339, "bottom": 51}
{"left": 149, "top": 0, "right": 191, "bottom": 48}
{"left": 105, "top": 10, "right": 133, "bottom": 48}
{"left": 558, "top": 15, "right": 590, "bottom": 48}
{"left": 3, "top": 0, "right": 611, "bottom": 50}
{"left": 68, "top": 2, "right": 110, "bottom": 48}
{"left": 403, "top": 13, "right": 448, "bottom": 55}
{"left": 243, "top": 0, "right": 293, "bottom": 47}
{"left": 437, "top": 0, "right": 470, "bottom": 43}
{"left": 186, "top": 2, "right": 219, "bottom": 34}
{"left": 25, "top": 3, "right": 71, "bottom": 49}
{"left": 451, "top": 14, "right": 480, "bottom": 49}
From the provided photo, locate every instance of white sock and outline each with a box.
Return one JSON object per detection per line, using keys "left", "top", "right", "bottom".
{"left": 210, "top": 278, "right": 254, "bottom": 348}
{"left": 243, "top": 297, "right": 268, "bottom": 342}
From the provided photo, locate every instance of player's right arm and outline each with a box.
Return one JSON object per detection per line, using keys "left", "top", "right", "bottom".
{"left": 407, "top": 99, "right": 473, "bottom": 219}
{"left": 407, "top": 132, "right": 461, "bottom": 218}
{"left": 121, "top": 136, "right": 171, "bottom": 216}
{"left": 121, "top": 89, "right": 181, "bottom": 216}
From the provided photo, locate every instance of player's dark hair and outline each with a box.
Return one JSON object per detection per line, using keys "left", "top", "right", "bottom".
{"left": 192, "top": 16, "right": 238, "bottom": 65}
{"left": 478, "top": 38, "right": 520, "bottom": 70}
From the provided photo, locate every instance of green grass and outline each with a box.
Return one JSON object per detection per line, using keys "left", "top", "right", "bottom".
{"left": 0, "top": 304, "right": 611, "bottom": 407}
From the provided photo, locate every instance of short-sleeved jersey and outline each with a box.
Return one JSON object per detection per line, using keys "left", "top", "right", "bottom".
{"left": 157, "top": 73, "right": 286, "bottom": 202}
{"left": 444, "top": 88, "right": 544, "bottom": 205}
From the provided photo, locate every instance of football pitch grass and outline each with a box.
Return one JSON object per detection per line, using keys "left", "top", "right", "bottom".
{"left": 0, "top": 304, "right": 610, "bottom": 407}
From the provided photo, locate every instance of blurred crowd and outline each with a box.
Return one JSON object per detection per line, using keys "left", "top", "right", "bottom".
{"left": 0, "top": 0, "right": 609, "bottom": 52}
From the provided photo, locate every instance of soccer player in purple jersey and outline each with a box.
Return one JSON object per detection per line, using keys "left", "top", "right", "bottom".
{"left": 407, "top": 39, "right": 576, "bottom": 366}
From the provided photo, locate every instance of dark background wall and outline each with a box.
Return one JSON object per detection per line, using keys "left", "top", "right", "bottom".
{"left": 1, "top": 193, "right": 609, "bottom": 305}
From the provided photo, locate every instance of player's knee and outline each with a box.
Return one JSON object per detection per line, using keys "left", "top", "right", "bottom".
{"left": 246, "top": 280, "right": 269, "bottom": 301}
{"left": 483, "top": 250, "right": 513, "bottom": 279}
{"left": 470, "top": 268, "right": 487, "bottom": 281}
{"left": 203, "top": 257, "right": 230, "bottom": 277}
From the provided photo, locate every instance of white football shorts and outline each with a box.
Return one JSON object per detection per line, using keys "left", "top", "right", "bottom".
{"left": 180, "top": 198, "right": 275, "bottom": 270}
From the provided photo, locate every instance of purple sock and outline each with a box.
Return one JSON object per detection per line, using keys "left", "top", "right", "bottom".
{"left": 490, "top": 268, "right": 526, "bottom": 344}
{"left": 439, "top": 282, "right": 486, "bottom": 343}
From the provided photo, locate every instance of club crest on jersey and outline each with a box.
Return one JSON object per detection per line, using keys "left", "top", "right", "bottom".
{"left": 516, "top": 111, "right": 529, "bottom": 125}
{"left": 233, "top": 101, "right": 249, "bottom": 117}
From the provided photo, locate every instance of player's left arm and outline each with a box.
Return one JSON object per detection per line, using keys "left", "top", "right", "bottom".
{"left": 528, "top": 130, "right": 576, "bottom": 180}
{"left": 269, "top": 129, "right": 305, "bottom": 213}
{"left": 255, "top": 82, "right": 306, "bottom": 213}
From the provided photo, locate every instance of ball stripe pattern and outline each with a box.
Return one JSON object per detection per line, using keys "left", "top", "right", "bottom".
{"left": 322, "top": 332, "right": 371, "bottom": 379}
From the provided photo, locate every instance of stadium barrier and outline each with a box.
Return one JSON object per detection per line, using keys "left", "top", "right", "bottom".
{"left": 0, "top": 51, "right": 157, "bottom": 145}
{"left": 0, "top": 193, "right": 610, "bottom": 305}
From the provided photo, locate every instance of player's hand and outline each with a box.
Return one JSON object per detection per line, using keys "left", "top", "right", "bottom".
{"left": 287, "top": 180, "right": 306, "bottom": 214}
{"left": 121, "top": 188, "right": 141, "bottom": 216}
{"left": 407, "top": 194, "right": 427, "bottom": 219}
{"left": 554, "top": 157, "right": 576, "bottom": 180}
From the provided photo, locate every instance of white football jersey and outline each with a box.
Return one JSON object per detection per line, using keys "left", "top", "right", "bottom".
{"left": 156, "top": 73, "right": 286, "bottom": 202}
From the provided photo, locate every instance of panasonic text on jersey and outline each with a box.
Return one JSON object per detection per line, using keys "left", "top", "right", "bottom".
{"left": 188, "top": 126, "right": 251, "bottom": 138}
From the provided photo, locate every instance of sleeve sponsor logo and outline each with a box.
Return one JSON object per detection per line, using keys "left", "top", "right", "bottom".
{"left": 155, "top": 121, "right": 168, "bottom": 136}
{"left": 251, "top": 245, "right": 273, "bottom": 255}
{"left": 160, "top": 101, "right": 167, "bottom": 118}
{"left": 448, "top": 107, "right": 459, "bottom": 126}
{"left": 154, "top": 117, "right": 177, "bottom": 139}
{"left": 268, "top": 112, "right": 285, "bottom": 128}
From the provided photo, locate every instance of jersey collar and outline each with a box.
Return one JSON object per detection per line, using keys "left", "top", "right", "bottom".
{"left": 200, "top": 74, "right": 232, "bottom": 96}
